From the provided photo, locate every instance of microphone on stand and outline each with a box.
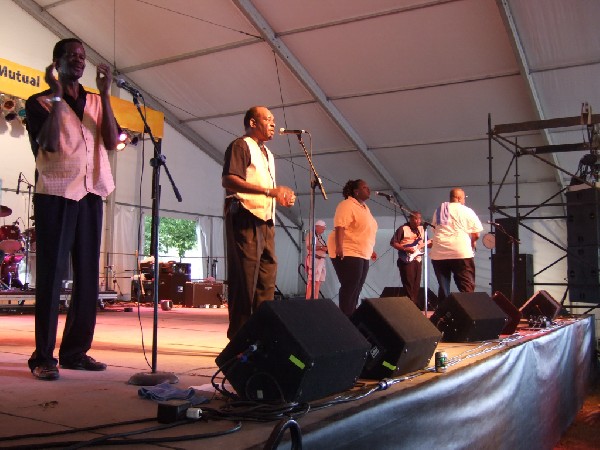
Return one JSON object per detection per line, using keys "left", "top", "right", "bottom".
{"left": 422, "top": 220, "right": 436, "bottom": 229}
{"left": 487, "top": 220, "right": 502, "bottom": 227}
{"left": 279, "top": 128, "right": 308, "bottom": 135}
{"left": 376, "top": 191, "right": 393, "bottom": 200}
{"left": 16, "top": 172, "right": 22, "bottom": 195}
{"left": 115, "top": 78, "right": 142, "bottom": 97}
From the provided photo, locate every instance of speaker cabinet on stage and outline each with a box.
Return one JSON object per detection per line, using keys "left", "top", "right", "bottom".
{"left": 380, "top": 286, "right": 438, "bottom": 311}
{"left": 130, "top": 279, "right": 154, "bottom": 302}
{"left": 158, "top": 273, "right": 188, "bottom": 304}
{"left": 216, "top": 299, "right": 370, "bottom": 403}
{"left": 491, "top": 253, "right": 534, "bottom": 308}
{"left": 567, "top": 245, "right": 600, "bottom": 303}
{"left": 184, "top": 282, "right": 224, "bottom": 307}
{"left": 566, "top": 188, "right": 600, "bottom": 303}
{"left": 430, "top": 292, "right": 508, "bottom": 342}
{"left": 494, "top": 218, "right": 520, "bottom": 255}
{"left": 491, "top": 291, "right": 522, "bottom": 335}
{"left": 351, "top": 297, "right": 441, "bottom": 380}
{"left": 519, "top": 290, "right": 562, "bottom": 320}
{"left": 566, "top": 188, "right": 600, "bottom": 246}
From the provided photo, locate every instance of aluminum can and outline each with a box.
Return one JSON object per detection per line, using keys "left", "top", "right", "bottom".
{"left": 435, "top": 351, "right": 448, "bottom": 373}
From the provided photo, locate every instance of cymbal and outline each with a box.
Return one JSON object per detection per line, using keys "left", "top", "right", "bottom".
{"left": 0, "top": 205, "right": 12, "bottom": 218}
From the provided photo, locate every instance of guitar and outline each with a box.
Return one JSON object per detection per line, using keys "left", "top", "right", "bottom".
{"left": 398, "top": 239, "right": 428, "bottom": 263}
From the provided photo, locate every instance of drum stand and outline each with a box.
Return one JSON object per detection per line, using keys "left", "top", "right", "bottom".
{"left": 21, "top": 179, "right": 34, "bottom": 291}
{"left": 107, "top": 265, "right": 123, "bottom": 296}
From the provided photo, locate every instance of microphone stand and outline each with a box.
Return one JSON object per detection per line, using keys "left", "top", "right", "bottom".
{"left": 127, "top": 94, "right": 182, "bottom": 386}
{"left": 292, "top": 133, "right": 327, "bottom": 300}
{"left": 421, "top": 222, "right": 434, "bottom": 317}
{"left": 489, "top": 222, "right": 520, "bottom": 304}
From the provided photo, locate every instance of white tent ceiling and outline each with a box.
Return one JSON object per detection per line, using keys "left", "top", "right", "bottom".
{"left": 13, "top": 0, "right": 600, "bottom": 227}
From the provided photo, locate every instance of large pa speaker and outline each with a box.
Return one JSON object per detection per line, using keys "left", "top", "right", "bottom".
{"left": 491, "top": 253, "right": 534, "bottom": 308}
{"left": 567, "top": 245, "right": 600, "bottom": 303}
{"left": 430, "top": 292, "right": 508, "bottom": 342}
{"left": 519, "top": 290, "right": 562, "bottom": 320}
{"left": 215, "top": 299, "right": 370, "bottom": 403}
{"left": 491, "top": 291, "right": 522, "bottom": 335}
{"left": 351, "top": 297, "right": 441, "bottom": 380}
{"left": 380, "top": 286, "right": 438, "bottom": 311}
{"left": 494, "top": 218, "right": 520, "bottom": 255}
{"left": 566, "top": 188, "right": 600, "bottom": 246}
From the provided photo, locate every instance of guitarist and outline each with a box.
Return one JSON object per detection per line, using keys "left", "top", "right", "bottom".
{"left": 390, "top": 211, "right": 426, "bottom": 307}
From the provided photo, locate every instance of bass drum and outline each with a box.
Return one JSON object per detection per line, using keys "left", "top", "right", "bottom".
{"left": 1, "top": 253, "right": 24, "bottom": 288}
{"left": 0, "top": 225, "right": 23, "bottom": 253}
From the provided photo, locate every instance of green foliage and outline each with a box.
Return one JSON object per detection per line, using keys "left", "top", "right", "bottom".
{"left": 144, "top": 217, "right": 197, "bottom": 259}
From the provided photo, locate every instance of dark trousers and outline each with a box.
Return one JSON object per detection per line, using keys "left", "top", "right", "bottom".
{"left": 399, "top": 260, "right": 422, "bottom": 305}
{"left": 331, "top": 256, "right": 370, "bottom": 316}
{"left": 225, "top": 203, "right": 277, "bottom": 339}
{"left": 431, "top": 258, "right": 475, "bottom": 302}
{"left": 28, "top": 193, "right": 103, "bottom": 369}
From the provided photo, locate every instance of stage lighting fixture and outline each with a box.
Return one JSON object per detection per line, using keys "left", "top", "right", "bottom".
{"left": 117, "top": 131, "right": 130, "bottom": 150}
{"left": 2, "top": 95, "right": 17, "bottom": 121}
{"left": 116, "top": 130, "right": 141, "bottom": 150}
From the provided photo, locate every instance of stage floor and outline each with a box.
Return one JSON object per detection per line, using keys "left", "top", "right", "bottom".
{"left": 0, "top": 303, "right": 595, "bottom": 449}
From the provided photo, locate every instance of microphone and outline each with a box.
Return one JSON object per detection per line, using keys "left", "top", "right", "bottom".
{"left": 16, "top": 172, "right": 22, "bottom": 195}
{"left": 279, "top": 128, "right": 308, "bottom": 135}
{"left": 423, "top": 220, "right": 436, "bottom": 229}
{"left": 115, "top": 78, "right": 141, "bottom": 97}
{"left": 376, "top": 191, "right": 393, "bottom": 200}
{"left": 487, "top": 220, "right": 502, "bottom": 227}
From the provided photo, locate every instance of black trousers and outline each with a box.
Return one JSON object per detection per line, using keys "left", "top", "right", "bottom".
{"left": 331, "top": 256, "right": 370, "bottom": 316}
{"left": 225, "top": 202, "right": 277, "bottom": 339}
{"left": 431, "top": 257, "right": 475, "bottom": 302}
{"left": 399, "top": 260, "right": 422, "bottom": 305}
{"left": 28, "top": 193, "right": 103, "bottom": 369}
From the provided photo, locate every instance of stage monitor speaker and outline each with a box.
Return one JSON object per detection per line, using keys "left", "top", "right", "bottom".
{"left": 519, "top": 290, "right": 562, "bottom": 321}
{"left": 351, "top": 297, "right": 441, "bottom": 380}
{"left": 430, "top": 292, "right": 508, "bottom": 342}
{"left": 380, "top": 286, "right": 438, "bottom": 311}
{"left": 491, "top": 291, "right": 522, "bottom": 335}
{"left": 215, "top": 299, "right": 370, "bottom": 403}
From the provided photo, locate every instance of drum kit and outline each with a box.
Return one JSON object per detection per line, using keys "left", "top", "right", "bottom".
{"left": 0, "top": 204, "right": 35, "bottom": 290}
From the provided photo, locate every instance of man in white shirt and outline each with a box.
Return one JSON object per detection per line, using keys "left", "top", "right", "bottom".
{"left": 430, "top": 188, "right": 483, "bottom": 302}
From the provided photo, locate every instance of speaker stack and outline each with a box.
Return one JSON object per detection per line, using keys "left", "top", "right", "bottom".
{"left": 156, "top": 262, "right": 191, "bottom": 305}
{"left": 430, "top": 292, "right": 508, "bottom": 342}
{"left": 566, "top": 187, "right": 600, "bottom": 303}
{"left": 490, "top": 218, "right": 534, "bottom": 308}
{"left": 351, "top": 297, "right": 441, "bottom": 379}
{"left": 216, "top": 299, "right": 370, "bottom": 403}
